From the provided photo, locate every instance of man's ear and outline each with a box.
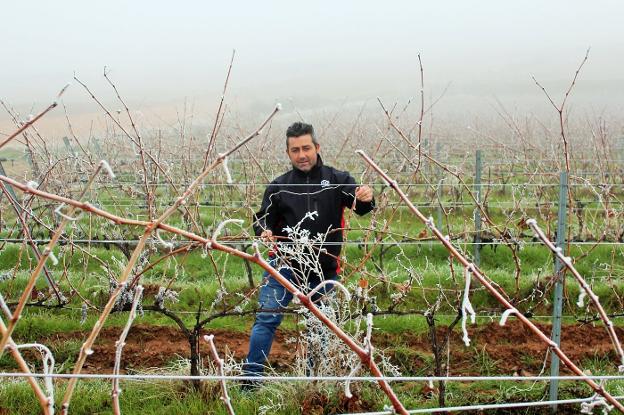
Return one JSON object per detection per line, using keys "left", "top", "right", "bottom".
{"left": 315, "top": 143, "right": 321, "bottom": 152}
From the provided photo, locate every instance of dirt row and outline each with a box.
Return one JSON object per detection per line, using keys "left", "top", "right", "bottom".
{"left": 43, "top": 320, "right": 623, "bottom": 375}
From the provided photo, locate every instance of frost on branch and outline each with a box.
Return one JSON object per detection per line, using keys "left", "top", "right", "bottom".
{"left": 203, "top": 334, "right": 235, "bottom": 415}
{"left": 344, "top": 361, "right": 361, "bottom": 399}
{"left": 43, "top": 248, "right": 59, "bottom": 266}
{"left": 80, "top": 302, "right": 88, "bottom": 325}
{"left": 26, "top": 180, "right": 39, "bottom": 190}
{"left": 112, "top": 282, "right": 144, "bottom": 312}
{"left": 306, "top": 280, "right": 351, "bottom": 302}
{"left": 277, "top": 211, "right": 326, "bottom": 284}
{"left": 98, "top": 159, "right": 115, "bottom": 179}
{"left": 577, "top": 289, "right": 587, "bottom": 308}
{"left": 581, "top": 397, "right": 614, "bottom": 414}
{"left": 219, "top": 154, "right": 233, "bottom": 184}
{"left": 155, "top": 287, "right": 179, "bottom": 309}
{"left": 212, "top": 219, "right": 244, "bottom": 243}
{"left": 155, "top": 229, "right": 174, "bottom": 250}
{"left": 112, "top": 286, "right": 143, "bottom": 413}
{"left": 15, "top": 343, "right": 55, "bottom": 414}
{"left": 461, "top": 265, "right": 476, "bottom": 346}
{"left": 499, "top": 308, "right": 517, "bottom": 326}
{"left": 54, "top": 203, "right": 83, "bottom": 222}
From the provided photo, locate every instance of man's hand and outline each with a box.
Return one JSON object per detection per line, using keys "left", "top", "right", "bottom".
{"left": 260, "top": 229, "right": 275, "bottom": 242}
{"left": 355, "top": 185, "right": 373, "bottom": 203}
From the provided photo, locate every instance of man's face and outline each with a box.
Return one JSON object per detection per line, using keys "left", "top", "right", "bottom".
{"left": 286, "top": 134, "right": 320, "bottom": 172}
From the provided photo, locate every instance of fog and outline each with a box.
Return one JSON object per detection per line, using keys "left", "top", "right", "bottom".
{"left": 2, "top": 0, "right": 624, "bottom": 136}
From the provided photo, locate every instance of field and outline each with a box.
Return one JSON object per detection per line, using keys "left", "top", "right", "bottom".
{"left": 1, "top": 75, "right": 624, "bottom": 414}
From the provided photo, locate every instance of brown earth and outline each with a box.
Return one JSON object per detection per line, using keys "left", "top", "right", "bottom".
{"left": 43, "top": 320, "right": 623, "bottom": 375}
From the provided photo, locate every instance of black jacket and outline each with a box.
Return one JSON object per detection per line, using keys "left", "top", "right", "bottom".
{"left": 253, "top": 156, "right": 374, "bottom": 283}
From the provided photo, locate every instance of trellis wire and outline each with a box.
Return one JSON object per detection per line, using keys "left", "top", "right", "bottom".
{"left": 82, "top": 181, "right": 624, "bottom": 187}
{"left": 36, "top": 201, "right": 624, "bottom": 209}
{"left": 2, "top": 371, "right": 624, "bottom": 413}
{"left": 1, "top": 372, "right": 623, "bottom": 382}
{"left": 3, "top": 238, "right": 624, "bottom": 246}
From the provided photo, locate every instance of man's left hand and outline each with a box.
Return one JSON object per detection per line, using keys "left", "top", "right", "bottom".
{"left": 355, "top": 185, "right": 373, "bottom": 203}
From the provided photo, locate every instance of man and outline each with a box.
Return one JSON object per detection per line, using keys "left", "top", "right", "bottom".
{"left": 243, "top": 121, "right": 374, "bottom": 378}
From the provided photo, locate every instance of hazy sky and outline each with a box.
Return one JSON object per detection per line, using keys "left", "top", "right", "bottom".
{"left": 2, "top": 0, "right": 624, "bottom": 118}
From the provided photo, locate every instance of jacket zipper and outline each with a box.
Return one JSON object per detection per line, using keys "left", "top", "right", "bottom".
{"left": 306, "top": 176, "right": 311, "bottom": 212}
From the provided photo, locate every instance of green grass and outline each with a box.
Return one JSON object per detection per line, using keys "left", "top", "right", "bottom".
{"left": 1, "top": 173, "right": 624, "bottom": 413}
{"left": 0, "top": 380, "right": 223, "bottom": 414}
{"left": 1, "top": 373, "right": 622, "bottom": 414}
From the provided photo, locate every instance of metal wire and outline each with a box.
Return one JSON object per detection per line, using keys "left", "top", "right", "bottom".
{"left": 45, "top": 201, "right": 623, "bottom": 210}
{"left": 2, "top": 238, "right": 624, "bottom": 246}
{"left": 0, "top": 372, "right": 622, "bottom": 382}
{"left": 88, "top": 181, "right": 619, "bottom": 187}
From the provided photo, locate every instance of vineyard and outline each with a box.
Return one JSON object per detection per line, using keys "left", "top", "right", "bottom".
{"left": 1, "top": 60, "right": 624, "bottom": 414}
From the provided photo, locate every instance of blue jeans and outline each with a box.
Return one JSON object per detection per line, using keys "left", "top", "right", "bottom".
{"left": 243, "top": 264, "right": 336, "bottom": 377}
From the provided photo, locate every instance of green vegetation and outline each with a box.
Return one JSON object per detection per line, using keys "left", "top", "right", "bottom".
{"left": 1, "top": 152, "right": 623, "bottom": 413}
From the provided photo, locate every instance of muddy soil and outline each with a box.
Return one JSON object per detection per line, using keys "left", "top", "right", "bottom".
{"left": 42, "top": 320, "right": 623, "bottom": 375}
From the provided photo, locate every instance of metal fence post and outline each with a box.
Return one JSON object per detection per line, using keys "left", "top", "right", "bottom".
{"left": 24, "top": 150, "right": 34, "bottom": 170}
{"left": 474, "top": 150, "right": 482, "bottom": 266}
{"left": 0, "top": 159, "right": 19, "bottom": 203}
{"left": 62, "top": 136, "right": 76, "bottom": 156}
{"left": 91, "top": 137, "right": 103, "bottom": 157}
{"left": 549, "top": 171, "right": 568, "bottom": 410}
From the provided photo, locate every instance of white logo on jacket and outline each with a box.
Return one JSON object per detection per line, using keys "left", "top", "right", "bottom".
{"left": 320, "top": 179, "right": 330, "bottom": 187}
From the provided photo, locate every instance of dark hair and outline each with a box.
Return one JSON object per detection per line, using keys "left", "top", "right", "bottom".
{"left": 286, "top": 122, "right": 318, "bottom": 148}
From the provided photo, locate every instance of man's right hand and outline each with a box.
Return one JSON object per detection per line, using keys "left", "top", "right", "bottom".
{"left": 260, "top": 229, "right": 274, "bottom": 242}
